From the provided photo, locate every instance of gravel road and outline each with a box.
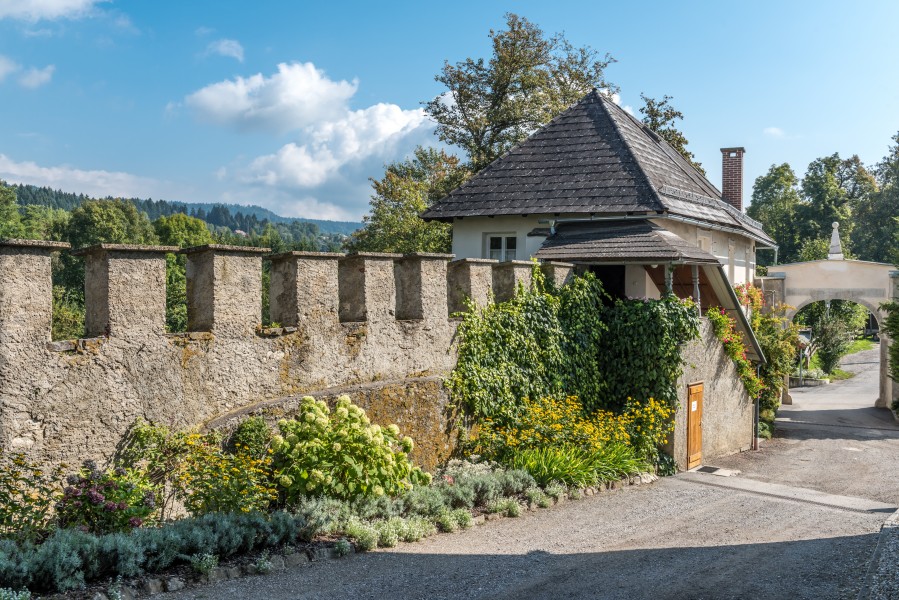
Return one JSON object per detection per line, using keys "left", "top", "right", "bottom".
{"left": 166, "top": 346, "right": 897, "bottom": 600}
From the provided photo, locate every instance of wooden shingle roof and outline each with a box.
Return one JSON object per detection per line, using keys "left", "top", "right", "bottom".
{"left": 423, "top": 89, "right": 774, "bottom": 246}
{"left": 534, "top": 220, "right": 720, "bottom": 264}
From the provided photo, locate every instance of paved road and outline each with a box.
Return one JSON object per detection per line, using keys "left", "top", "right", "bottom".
{"left": 167, "top": 347, "right": 898, "bottom": 600}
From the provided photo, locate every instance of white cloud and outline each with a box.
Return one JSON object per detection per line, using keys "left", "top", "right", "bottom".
{"left": 195, "top": 26, "right": 214, "bottom": 36}
{"left": 0, "top": 55, "right": 18, "bottom": 81}
{"left": 0, "top": 153, "right": 160, "bottom": 199}
{"left": 0, "top": 0, "right": 105, "bottom": 21}
{"left": 18, "top": 64, "right": 54, "bottom": 88}
{"left": 184, "top": 62, "right": 358, "bottom": 133}
{"left": 205, "top": 38, "right": 244, "bottom": 62}
{"left": 763, "top": 126, "right": 785, "bottom": 138}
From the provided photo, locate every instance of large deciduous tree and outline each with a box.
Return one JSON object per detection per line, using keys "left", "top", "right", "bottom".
{"left": 0, "top": 183, "right": 23, "bottom": 239}
{"left": 638, "top": 94, "right": 705, "bottom": 175}
{"left": 346, "top": 147, "right": 469, "bottom": 254}
{"left": 425, "top": 13, "right": 616, "bottom": 171}
{"left": 854, "top": 132, "right": 899, "bottom": 265}
{"left": 747, "top": 164, "right": 802, "bottom": 264}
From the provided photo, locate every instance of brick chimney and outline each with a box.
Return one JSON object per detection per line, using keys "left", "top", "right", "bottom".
{"left": 720, "top": 147, "right": 745, "bottom": 211}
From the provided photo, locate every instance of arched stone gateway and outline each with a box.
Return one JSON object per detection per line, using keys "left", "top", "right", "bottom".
{"left": 755, "top": 223, "right": 899, "bottom": 408}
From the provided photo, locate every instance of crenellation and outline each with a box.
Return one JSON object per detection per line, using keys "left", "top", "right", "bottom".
{"left": 338, "top": 253, "right": 402, "bottom": 323}
{"left": 447, "top": 258, "right": 496, "bottom": 314}
{"left": 492, "top": 260, "right": 534, "bottom": 302}
{"left": 395, "top": 253, "right": 454, "bottom": 321}
{"left": 541, "top": 261, "right": 575, "bottom": 289}
{"left": 0, "top": 240, "right": 69, "bottom": 344}
{"left": 182, "top": 244, "right": 270, "bottom": 337}
{"left": 270, "top": 251, "right": 343, "bottom": 328}
{"left": 74, "top": 244, "right": 177, "bottom": 337}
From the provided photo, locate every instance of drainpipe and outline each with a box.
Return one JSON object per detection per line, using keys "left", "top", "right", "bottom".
{"left": 753, "top": 364, "right": 761, "bottom": 451}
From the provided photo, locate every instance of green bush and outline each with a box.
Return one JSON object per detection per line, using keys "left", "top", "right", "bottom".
{"left": 0, "top": 589, "right": 30, "bottom": 600}
{"left": 56, "top": 461, "right": 158, "bottom": 534}
{"left": 508, "top": 447, "right": 597, "bottom": 488}
{"left": 229, "top": 416, "right": 272, "bottom": 458}
{"left": 272, "top": 395, "right": 431, "bottom": 502}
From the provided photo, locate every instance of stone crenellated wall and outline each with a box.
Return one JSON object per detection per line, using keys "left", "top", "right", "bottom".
{"left": 0, "top": 240, "right": 574, "bottom": 470}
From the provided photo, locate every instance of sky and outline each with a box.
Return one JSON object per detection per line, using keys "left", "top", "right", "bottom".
{"left": 1, "top": 0, "right": 898, "bottom": 221}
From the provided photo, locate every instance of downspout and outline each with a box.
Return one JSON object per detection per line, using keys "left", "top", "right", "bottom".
{"left": 753, "top": 364, "right": 761, "bottom": 451}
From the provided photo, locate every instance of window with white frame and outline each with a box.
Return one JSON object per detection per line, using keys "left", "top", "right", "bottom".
{"left": 486, "top": 234, "right": 517, "bottom": 261}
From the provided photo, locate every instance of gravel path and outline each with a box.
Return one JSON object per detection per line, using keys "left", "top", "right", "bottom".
{"left": 165, "top": 345, "right": 897, "bottom": 600}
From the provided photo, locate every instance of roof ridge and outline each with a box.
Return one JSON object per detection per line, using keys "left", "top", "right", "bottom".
{"left": 593, "top": 93, "right": 667, "bottom": 214}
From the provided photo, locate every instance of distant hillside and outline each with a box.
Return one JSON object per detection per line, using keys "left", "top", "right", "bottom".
{"left": 8, "top": 182, "right": 362, "bottom": 236}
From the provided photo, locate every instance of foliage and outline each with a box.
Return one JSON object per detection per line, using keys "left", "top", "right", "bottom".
{"left": 346, "top": 147, "right": 468, "bottom": 254}
{"left": 272, "top": 395, "right": 430, "bottom": 503}
{"left": 424, "top": 13, "right": 616, "bottom": 170}
{"left": 751, "top": 304, "right": 800, "bottom": 423}
{"left": 884, "top": 302, "right": 899, "bottom": 411}
{"left": 229, "top": 416, "right": 272, "bottom": 459}
{"left": 0, "top": 185, "right": 23, "bottom": 239}
{"left": 747, "top": 163, "right": 803, "bottom": 265}
{"left": 705, "top": 307, "right": 763, "bottom": 398}
{"left": 0, "top": 589, "right": 30, "bottom": 600}
{"left": 51, "top": 285, "right": 85, "bottom": 340}
{"left": 55, "top": 461, "right": 157, "bottom": 534}
{"left": 173, "top": 435, "right": 277, "bottom": 516}
{"left": 638, "top": 94, "right": 704, "bottom": 175}
{"left": 597, "top": 296, "right": 700, "bottom": 412}
{"left": 0, "top": 449, "right": 65, "bottom": 543}
{"left": 507, "top": 447, "right": 598, "bottom": 487}
{"left": 189, "top": 552, "right": 218, "bottom": 575}
{"left": 813, "top": 310, "right": 856, "bottom": 374}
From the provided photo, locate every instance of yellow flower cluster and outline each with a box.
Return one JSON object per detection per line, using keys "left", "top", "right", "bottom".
{"left": 474, "top": 395, "right": 675, "bottom": 459}
{"left": 174, "top": 434, "right": 277, "bottom": 516}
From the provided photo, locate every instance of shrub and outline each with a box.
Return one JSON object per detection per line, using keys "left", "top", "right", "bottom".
{"left": 56, "top": 461, "right": 157, "bottom": 535}
{"left": 706, "top": 307, "right": 763, "bottom": 398}
{"left": 174, "top": 435, "right": 277, "bottom": 516}
{"left": 272, "top": 395, "right": 431, "bottom": 502}
{"left": 190, "top": 553, "right": 218, "bottom": 575}
{"left": 230, "top": 416, "right": 272, "bottom": 458}
{"left": 0, "top": 449, "right": 64, "bottom": 543}
{"left": 508, "top": 447, "right": 597, "bottom": 488}
{"left": 486, "top": 498, "right": 521, "bottom": 517}
{"left": 344, "top": 518, "right": 379, "bottom": 551}
{"left": 621, "top": 398, "right": 674, "bottom": 463}
{"left": 0, "top": 589, "right": 30, "bottom": 600}
{"left": 334, "top": 538, "right": 352, "bottom": 557}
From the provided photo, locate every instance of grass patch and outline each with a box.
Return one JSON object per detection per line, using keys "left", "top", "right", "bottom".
{"left": 844, "top": 339, "right": 876, "bottom": 355}
{"left": 826, "top": 368, "right": 855, "bottom": 381}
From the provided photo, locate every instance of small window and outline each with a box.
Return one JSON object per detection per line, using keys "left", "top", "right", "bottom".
{"left": 486, "top": 234, "right": 518, "bottom": 261}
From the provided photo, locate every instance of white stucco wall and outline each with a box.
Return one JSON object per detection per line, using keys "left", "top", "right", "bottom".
{"left": 451, "top": 216, "right": 758, "bottom": 287}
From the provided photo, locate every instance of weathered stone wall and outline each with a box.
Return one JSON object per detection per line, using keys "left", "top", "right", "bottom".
{"left": 0, "top": 241, "right": 576, "bottom": 471}
{"left": 671, "top": 318, "right": 754, "bottom": 469}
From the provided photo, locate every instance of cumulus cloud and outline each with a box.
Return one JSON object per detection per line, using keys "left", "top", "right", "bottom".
{"left": 0, "top": 55, "right": 17, "bottom": 81}
{"left": 0, "top": 153, "right": 161, "bottom": 198}
{"left": 18, "top": 64, "right": 54, "bottom": 88}
{"left": 0, "top": 0, "right": 105, "bottom": 21}
{"left": 185, "top": 62, "right": 358, "bottom": 133}
{"left": 763, "top": 126, "right": 785, "bottom": 138}
{"left": 205, "top": 38, "right": 244, "bottom": 62}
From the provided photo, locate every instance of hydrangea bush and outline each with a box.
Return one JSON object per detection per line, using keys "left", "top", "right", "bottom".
{"left": 272, "top": 395, "right": 431, "bottom": 502}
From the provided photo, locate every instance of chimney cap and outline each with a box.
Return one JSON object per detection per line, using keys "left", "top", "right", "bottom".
{"left": 720, "top": 147, "right": 746, "bottom": 154}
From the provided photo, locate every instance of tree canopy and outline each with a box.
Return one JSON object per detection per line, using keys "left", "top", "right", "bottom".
{"left": 425, "top": 13, "right": 616, "bottom": 171}
{"left": 638, "top": 94, "right": 705, "bottom": 175}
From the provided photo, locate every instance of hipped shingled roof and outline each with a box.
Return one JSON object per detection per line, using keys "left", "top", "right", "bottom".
{"left": 422, "top": 89, "right": 774, "bottom": 247}
{"left": 534, "top": 220, "right": 721, "bottom": 264}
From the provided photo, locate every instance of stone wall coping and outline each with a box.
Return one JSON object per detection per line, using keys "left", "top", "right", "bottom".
{"left": 449, "top": 257, "right": 498, "bottom": 265}
{"left": 890, "top": 270, "right": 899, "bottom": 278}
{"left": 0, "top": 238, "right": 71, "bottom": 250}
{"left": 268, "top": 251, "right": 346, "bottom": 261}
{"left": 762, "top": 272, "right": 787, "bottom": 279}
{"left": 180, "top": 244, "right": 272, "bottom": 255}
{"left": 397, "top": 252, "right": 455, "bottom": 260}
{"left": 72, "top": 243, "right": 180, "bottom": 256}
{"left": 542, "top": 260, "right": 575, "bottom": 267}
{"left": 340, "top": 252, "right": 404, "bottom": 260}
{"left": 495, "top": 260, "right": 536, "bottom": 267}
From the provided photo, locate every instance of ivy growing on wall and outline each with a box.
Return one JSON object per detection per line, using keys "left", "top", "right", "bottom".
{"left": 448, "top": 267, "right": 700, "bottom": 421}
{"left": 882, "top": 301, "right": 899, "bottom": 411}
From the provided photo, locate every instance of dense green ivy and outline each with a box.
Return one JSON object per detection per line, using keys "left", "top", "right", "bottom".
{"left": 883, "top": 301, "right": 899, "bottom": 411}
{"left": 448, "top": 267, "right": 700, "bottom": 420}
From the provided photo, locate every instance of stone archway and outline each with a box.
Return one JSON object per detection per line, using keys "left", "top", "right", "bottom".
{"left": 755, "top": 225, "right": 899, "bottom": 408}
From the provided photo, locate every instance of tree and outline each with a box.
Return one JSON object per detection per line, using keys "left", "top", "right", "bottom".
{"left": 425, "top": 13, "right": 616, "bottom": 170}
{"left": 639, "top": 94, "right": 705, "bottom": 175}
{"left": 811, "top": 308, "right": 855, "bottom": 375}
{"left": 154, "top": 213, "right": 214, "bottom": 333}
{"left": 797, "top": 153, "right": 876, "bottom": 252}
{"left": 346, "top": 147, "right": 469, "bottom": 254}
{"left": 853, "top": 132, "right": 899, "bottom": 264}
{"left": 0, "top": 183, "right": 23, "bottom": 239}
{"left": 747, "top": 164, "right": 802, "bottom": 264}
{"left": 154, "top": 213, "right": 213, "bottom": 248}
{"left": 20, "top": 204, "right": 69, "bottom": 241}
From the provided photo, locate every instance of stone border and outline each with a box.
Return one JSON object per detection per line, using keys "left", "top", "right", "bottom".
{"left": 858, "top": 508, "right": 899, "bottom": 599}
{"left": 69, "top": 472, "right": 659, "bottom": 599}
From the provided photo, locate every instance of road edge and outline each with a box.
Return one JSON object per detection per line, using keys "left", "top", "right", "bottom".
{"left": 858, "top": 508, "right": 899, "bottom": 599}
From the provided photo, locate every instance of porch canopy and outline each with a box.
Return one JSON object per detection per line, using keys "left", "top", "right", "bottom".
{"left": 535, "top": 220, "right": 766, "bottom": 363}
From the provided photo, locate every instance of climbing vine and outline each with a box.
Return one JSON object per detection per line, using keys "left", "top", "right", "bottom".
{"left": 883, "top": 301, "right": 899, "bottom": 411}
{"left": 705, "top": 307, "right": 763, "bottom": 399}
{"left": 448, "top": 267, "right": 700, "bottom": 421}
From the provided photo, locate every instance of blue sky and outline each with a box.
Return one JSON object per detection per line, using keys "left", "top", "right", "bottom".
{"left": 1, "top": 0, "right": 898, "bottom": 221}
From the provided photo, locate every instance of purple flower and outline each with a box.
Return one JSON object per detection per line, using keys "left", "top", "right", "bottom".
{"left": 142, "top": 491, "right": 156, "bottom": 509}
{"left": 87, "top": 489, "right": 105, "bottom": 504}
{"left": 117, "top": 502, "right": 127, "bottom": 511}
{"left": 104, "top": 501, "right": 117, "bottom": 512}
{"left": 128, "top": 517, "right": 143, "bottom": 528}
{"left": 78, "top": 525, "right": 89, "bottom": 533}
{"left": 66, "top": 474, "right": 81, "bottom": 485}
{"left": 114, "top": 467, "right": 127, "bottom": 477}
{"left": 63, "top": 486, "right": 77, "bottom": 497}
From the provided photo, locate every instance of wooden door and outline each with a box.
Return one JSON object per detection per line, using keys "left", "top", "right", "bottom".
{"left": 687, "top": 383, "right": 703, "bottom": 469}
